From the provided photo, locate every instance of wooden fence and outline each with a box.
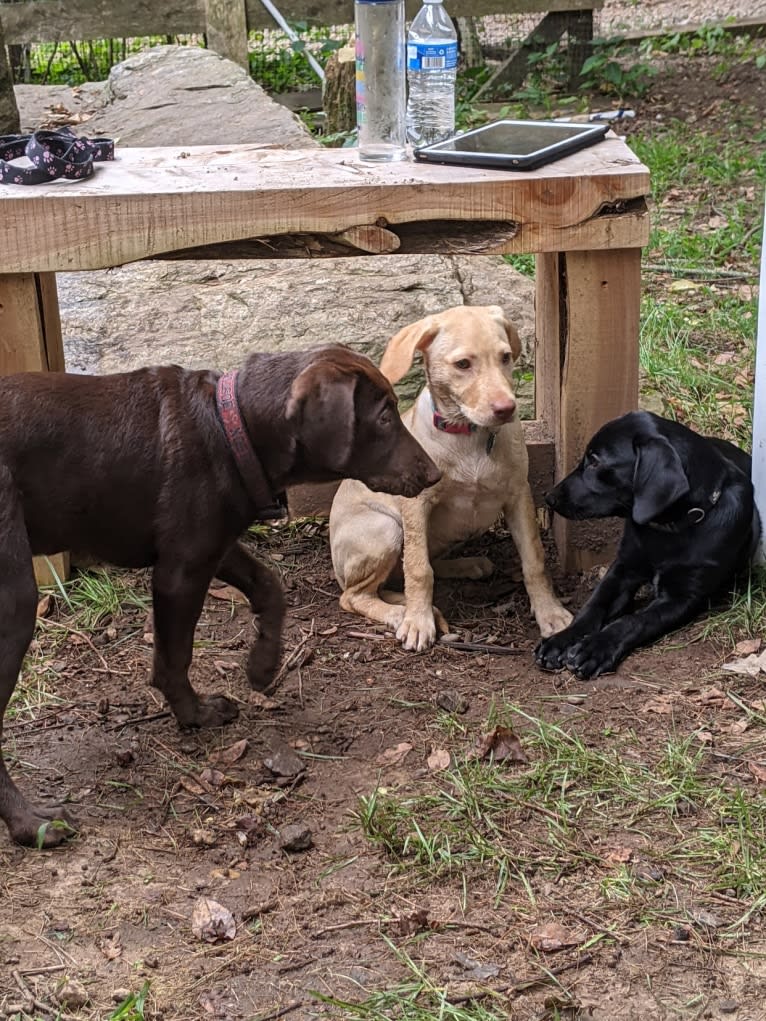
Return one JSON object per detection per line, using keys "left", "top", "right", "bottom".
{"left": 1, "top": 0, "right": 603, "bottom": 69}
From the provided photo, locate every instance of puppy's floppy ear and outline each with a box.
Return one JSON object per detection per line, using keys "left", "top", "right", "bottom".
{"left": 287, "top": 360, "right": 357, "bottom": 468}
{"left": 379, "top": 317, "right": 440, "bottom": 384}
{"left": 486, "top": 305, "right": 522, "bottom": 361}
{"left": 631, "top": 435, "right": 690, "bottom": 525}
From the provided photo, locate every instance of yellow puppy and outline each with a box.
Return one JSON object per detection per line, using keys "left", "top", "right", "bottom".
{"left": 329, "top": 306, "right": 572, "bottom": 650}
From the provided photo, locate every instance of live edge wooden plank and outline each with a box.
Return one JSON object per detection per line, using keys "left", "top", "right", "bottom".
{"left": 0, "top": 273, "right": 70, "bottom": 583}
{"left": 0, "top": 141, "right": 650, "bottom": 273}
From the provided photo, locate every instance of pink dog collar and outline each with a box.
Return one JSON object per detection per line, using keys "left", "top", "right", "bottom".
{"left": 216, "top": 370, "right": 287, "bottom": 519}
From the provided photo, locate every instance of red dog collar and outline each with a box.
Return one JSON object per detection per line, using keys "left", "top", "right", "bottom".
{"left": 431, "top": 397, "right": 476, "bottom": 435}
{"left": 216, "top": 370, "right": 286, "bottom": 520}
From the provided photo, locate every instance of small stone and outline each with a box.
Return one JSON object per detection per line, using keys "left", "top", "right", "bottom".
{"left": 279, "top": 823, "right": 313, "bottom": 852}
{"left": 144, "top": 956, "right": 159, "bottom": 969}
{"left": 435, "top": 689, "right": 469, "bottom": 714}
{"left": 673, "top": 925, "right": 691, "bottom": 942}
{"left": 718, "top": 1001, "right": 738, "bottom": 1015}
{"left": 114, "top": 748, "right": 135, "bottom": 767}
{"left": 192, "top": 828, "right": 217, "bottom": 847}
{"left": 263, "top": 741, "right": 305, "bottom": 778}
{"left": 112, "top": 989, "right": 131, "bottom": 1003}
{"left": 56, "top": 977, "right": 89, "bottom": 1010}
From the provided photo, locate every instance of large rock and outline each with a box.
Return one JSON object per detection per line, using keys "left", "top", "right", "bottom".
{"left": 57, "top": 254, "right": 535, "bottom": 396}
{"left": 15, "top": 45, "right": 314, "bottom": 148}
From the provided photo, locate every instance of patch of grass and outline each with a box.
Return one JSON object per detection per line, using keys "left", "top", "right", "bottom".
{"left": 51, "top": 567, "right": 149, "bottom": 632}
{"left": 314, "top": 936, "right": 513, "bottom": 1020}
{"left": 696, "top": 567, "right": 766, "bottom": 643}
{"left": 109, "top": 981, "right": 151, "bottom": 1020}
{"left": 354, "top": 705, "right": 766, "bottom": 938}
{"left": 639, "top": 292, "right": 755, "bottom": 444}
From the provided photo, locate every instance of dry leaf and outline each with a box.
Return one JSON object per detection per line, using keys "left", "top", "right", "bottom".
{"left": 694, "top": 686, "right": 730, "bottom": 706}
{"left": 722, "top": 651, "right": 766, "bottom": 678}
{"left": 734, "top": 638, "right": 761, "bottom": 656}
{"left": 669, "top": 278, "right": 700, "bottom": 292}
{"left": 199, "top": 767, "right": 227, "bottom": 789}
{"left": 248, "top": 690, "right": 278, "bottom": 710}
{"left": 98, "top": 932, "right": 122, "bottom": 960}
{"left": 748, "top": 761, "right": 766, "bottom": 784}
{"left": 393, "top": 909, "right": 432, "bottom": 936}
{"left": 644, "top": 694, "right": 676, "bottom": 714}
{"left": 191, "top": 897, "right": 236, "bottom": 943}
{"left": 469, "top": 726, "right": 528, "bottom": 764}
{"left": 604, "top": 845, "right": 634, "bottom": 864}
{"left": 713, "top": 351, "right": 736, "bottom": 366}
{"left": 723, "top": 718, "right": 749, "bottom": 736}
{"left": 36, "top": 594, "right": 52, "bottom": 618}
{"left": 208, "top": 584, "right": 249, "bottom": 605}
{"left": 427, "top": 748, "right": 451, "bottom": 772}
{"left": 209, "top": 739, "right": 249, "bottom": 767}
{"left": 529, "top": 921, "right": 577, "bottom": 952}
{"left": 375, "top": 742, "right": 413, "bottom": 767}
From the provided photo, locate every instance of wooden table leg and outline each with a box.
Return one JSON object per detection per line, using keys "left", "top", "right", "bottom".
{"left": 0, "top": 272, "right": 70, "bottom": 584}
{"left": 536, "top": 249, "right": 641, "bottom": 573}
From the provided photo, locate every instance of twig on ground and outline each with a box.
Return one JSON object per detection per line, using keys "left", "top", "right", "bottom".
{"left": 311, "top": 918, "right": 379, "bottom": 939}
{"left": 449, "top": 952, "right": 595, "bottom": 1005}
{"left": 644, "top": 264, "right": 753, "bottom": 280}
{"left": 344, "top": 629, "right": 524, "bottom": 655}
{"left": 11, "top": 969, "right": 58, "bottom": 1016}
{"left": 254, "top": 1002, "right": 305, "bottom": 1021}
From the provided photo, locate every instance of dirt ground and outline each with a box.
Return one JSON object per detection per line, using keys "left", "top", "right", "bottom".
{"left": 1, "top": 45, "right": 766, "bottom": 1021}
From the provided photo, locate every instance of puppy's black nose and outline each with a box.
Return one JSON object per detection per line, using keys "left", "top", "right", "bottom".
{"left": 544, "top": 491, "right": 556, "bottom": 508}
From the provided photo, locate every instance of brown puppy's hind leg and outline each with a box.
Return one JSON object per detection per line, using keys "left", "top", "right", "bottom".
{"left": 215, "top": 542, "right": 285, "bottom": 693}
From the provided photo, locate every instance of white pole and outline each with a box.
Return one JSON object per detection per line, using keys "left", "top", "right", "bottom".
{"left": 258, "top": 0, "right": 326, "bottom": 81}
{"left": 751, "top": 187, "right": 766, "bottom": 562}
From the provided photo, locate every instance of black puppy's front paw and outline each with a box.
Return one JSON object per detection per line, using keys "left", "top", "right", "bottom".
{"left": 535, "top": 627, "right": 584, "bottom": 671}
{"left": 565, "top": 633, "right": 621, "bottom": 679}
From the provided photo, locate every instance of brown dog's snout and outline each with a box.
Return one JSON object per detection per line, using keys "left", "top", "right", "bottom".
{"left": 422, "top": 459, "right": 442, "bottom": 489}
{"left": 491, "top": 397, "right": 517, "bottom": 423}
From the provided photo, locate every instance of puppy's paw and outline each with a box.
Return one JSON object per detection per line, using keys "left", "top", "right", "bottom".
{"left": 565, "top": 634, "right": 620, "bottom": 679}
{"left": 396, "top": 610, "right": 438, "bottom": 652}
{"left": 175, "top": 694, "right": 240, "bottom": 729}
{"left": 534, "top": 624, "right": 583, "bottom": 671}
{"left": 9, "top": 805, "right": 78, "bottom": 848}
{"left": 535, "top": 600, "right": 574, "bottom": 638}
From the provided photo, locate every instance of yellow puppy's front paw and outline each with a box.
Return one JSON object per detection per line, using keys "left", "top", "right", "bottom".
{"left": 535, "top": 601, "right": 573, "bottom": 638}
{"left": 396, "top": 611, "right": 437, "bottom": 652}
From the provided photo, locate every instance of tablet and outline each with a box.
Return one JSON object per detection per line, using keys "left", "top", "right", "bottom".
{"left": 413, "top": 119, "right": 609, "bottom": 171}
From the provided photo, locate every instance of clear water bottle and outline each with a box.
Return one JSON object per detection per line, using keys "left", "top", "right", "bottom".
{"left": 406, "top": 0, "right": 459, "bottom": 147}
{"left": 355, "top": 0, "right": 407, "bottom": 162}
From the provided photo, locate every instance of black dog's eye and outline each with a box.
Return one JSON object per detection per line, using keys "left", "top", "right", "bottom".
{"left": 501, "top": 352, "right": 512, "bottom": 365}
{"left": 454, "top": 359, "right": 471, "bottom": 370}
{"left": 584, "top": 452, "right": 600, "bottom": 469}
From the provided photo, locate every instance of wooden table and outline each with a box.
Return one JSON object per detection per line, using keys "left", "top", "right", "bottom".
{"left": 0, "top": 139, "right": 649, "bottom": 575}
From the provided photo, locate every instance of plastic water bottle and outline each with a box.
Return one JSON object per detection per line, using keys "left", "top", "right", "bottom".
{"left": 406, "top": 0, "right": 459, "bottom": 147}
{"left": 355, "top": 0, "right": 407, "bottom": 162}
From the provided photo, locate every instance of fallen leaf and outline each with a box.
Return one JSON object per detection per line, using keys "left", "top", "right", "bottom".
{"left": 209, "top": 739, "right": 249, "bottom": 767}
{"left": 693, "top": 686, "right": 730, "bottom": 706}
{"left": 469, "top": 726, "right": 528, "bottom": 764}
{"left": 208, "top": 584, "right": 249, "bottom": 606}
{"left": 644, "top": 694, "right": 676, "bottom": 714}
{"left": 604, "top": 845, "right": 634, "bottom": 864}
{"left": 669, "top": 278, "right": 700, "bottom": 292}
{"left": 748, "top": 761, "right": 766, "bottom": 783}
{"left": 734, "top": 638, "right": 761, "bottom": 656}
{"left": 98, "top": 932, "right": 122, "bottom": 960}
{"left": 375, "top": 742, "right": 413, "bottom": 767}
{"left": 713, "top": 351, "right": 736, "bottom": 366}
{"left": 454, "top": 951, "right": 501, "bottom": 980}
{"left": 199, "top": 767, "right": 227, "bottom": 789}
{"left": 191, "top": 897, "right": 236, "bottom": 943}
{"left": 722, "top": 650, "right": 766, "bottom": 678}
{"left": 723, "top": 718, "right": 749, "bottom": 736}
{"left": 248, "top": 690, "right": 278, "bottom": 710}
{"left": 36, "top": 594, "right": 52, "bottom": 618}
{"left": 427, "top": 748, "right": 451, "bottom": 772}
{"left": 529, "top": 921, "right": 578, "bottom": 952}
{"left": 393, "top": 909, "right": 432, "bottom": 936}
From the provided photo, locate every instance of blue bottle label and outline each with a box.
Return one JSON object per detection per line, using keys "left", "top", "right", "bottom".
{"left": 407, "top": 42, "right": 458, "bottom": 71}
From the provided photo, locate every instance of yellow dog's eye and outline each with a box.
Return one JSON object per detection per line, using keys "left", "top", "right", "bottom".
{"left": 454, "top": 359, "right": 471, "bottom": 370}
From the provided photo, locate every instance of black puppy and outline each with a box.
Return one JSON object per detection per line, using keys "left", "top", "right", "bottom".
{"left": 536, "top": 411, "right": 759, "bottom": 679}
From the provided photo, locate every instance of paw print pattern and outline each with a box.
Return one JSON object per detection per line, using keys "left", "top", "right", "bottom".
{"left": 0, "top": 127, "right": 115, "bottom": 186}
